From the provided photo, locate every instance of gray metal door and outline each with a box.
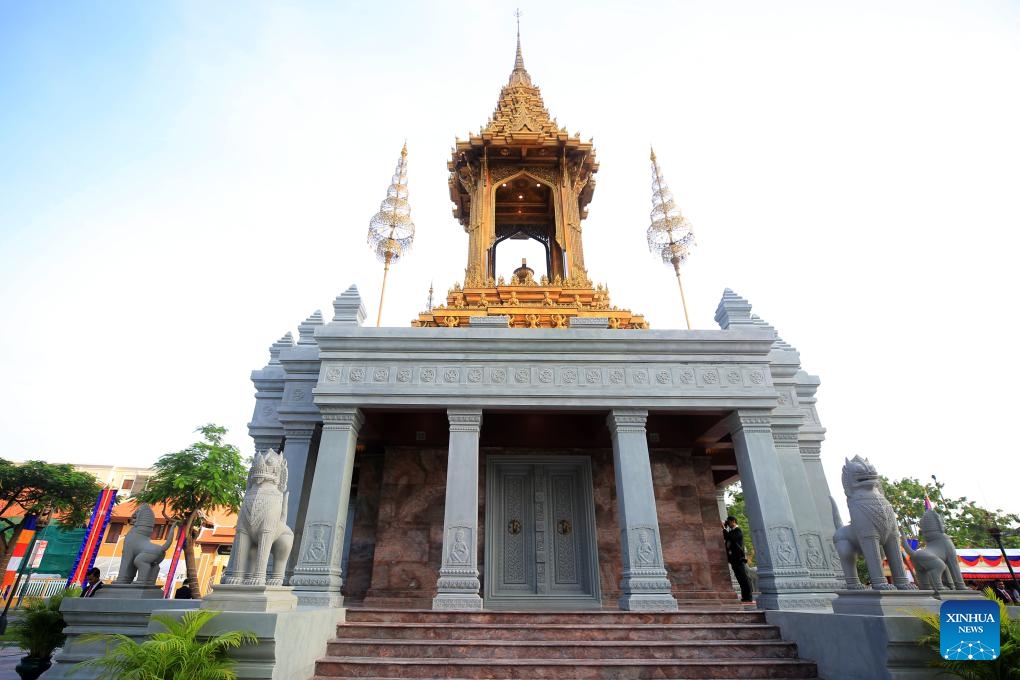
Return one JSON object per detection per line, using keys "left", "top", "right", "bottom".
{"left": 484, "top": 456, "right": 601, "bottom": 609}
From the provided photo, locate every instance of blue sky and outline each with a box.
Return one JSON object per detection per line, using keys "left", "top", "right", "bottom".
{"left": 2, "top": 1, "right": 1019, "bottom": 522}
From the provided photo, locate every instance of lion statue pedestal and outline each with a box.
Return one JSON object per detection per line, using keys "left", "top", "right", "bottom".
{"left": 184, "top": 449, "right": 338, "bottom": 680}
{"left": 203, "top": 449, "right": 297, "bottom": 613}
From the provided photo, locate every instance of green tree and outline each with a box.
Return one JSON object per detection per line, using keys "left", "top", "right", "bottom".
{"left": 881, "top": 476, "right": 1020, "bottom": 549}
{"left": 0, "top": 459, "right": 104, "bottom": 573}
{"left": 135, "top": 425, "right": 246, "bottom": 596}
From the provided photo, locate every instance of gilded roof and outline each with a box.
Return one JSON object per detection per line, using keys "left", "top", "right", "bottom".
{"left": 481, "top": 36, "right": 563, "bottom": 141}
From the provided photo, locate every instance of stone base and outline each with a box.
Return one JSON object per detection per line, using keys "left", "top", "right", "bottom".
{"left": 160, "top": 606, "right": 344, "bottom": 679}
{"left": 618, "top": 594, "right": 679, "bottom": 611}
{"left": 45, "top": 596, "right": 199, "bottom": 679}
{"left": 934, "top": 589, "right": 987, "bottom": 601}
{"left": 755, "top": 591, "right": 838, "bottom": 611}
{"left": 831, "top": 589, "right": 941, "bottom": 616}
{"left": 294, "top": 589, "right": 344, "bottom": 608}
{"left": 94, "top": 583, "right": 167, "bottom": 599}
{"left": 201, "top": 584, "right": 298, "bottom": 613}
{"left": 432, "top": 593, "right": 483, "bottom": 610}
{"left": 767, "top": 610, "right": 942, "bottom": 680}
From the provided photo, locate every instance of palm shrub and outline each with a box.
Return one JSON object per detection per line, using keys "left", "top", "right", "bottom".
{"left": 11, "top": 587, "right": 78, "bottom": 659}
{"left": 79, "top": 609, "right": 256, "bottom": 680}
{"left": 914, "top": 587, "right": 1020, "bottom": 679}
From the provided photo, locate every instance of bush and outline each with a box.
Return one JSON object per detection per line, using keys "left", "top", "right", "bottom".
{"left": 914, "top": 587, "right": 1020, "bottom": 679}
{"left": 79, "top": 609, "right": 256, "bottom": 680}
{"left": 10, "top": 588, "right": 78, "bottom": 659}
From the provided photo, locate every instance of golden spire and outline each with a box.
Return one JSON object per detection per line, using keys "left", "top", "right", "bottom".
{"left": 647, "top": 146, "right": 696, "bottom": 329}
{"left": 510, "top": 9, "right": 531, "bottom": 87}
{"left": 368, "top": 143, "right": 415, "bottom": 326}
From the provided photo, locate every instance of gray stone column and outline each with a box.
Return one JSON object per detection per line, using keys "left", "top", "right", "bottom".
{"left": 772, "top": 423, "right": 839, "bottom": 600}
{"left": 795, "top": 370, "right": 841, "bottom": 578}
{"left": 290, "top": 407, "right": 363, "bottom": 607}
{"left": 727, "top": 410, "right": 823, "bottom": 610}
{"left": 607, "top": 409, "right": 678, "bottom": 611}
{"left": 433, "top": 408, "right": 484, "bottom": 610}
{"left": 281, "top": 425, "right": 315, "bottom": 579}
{"left": 715, "top": 487, "right": 729, "bottom": 522}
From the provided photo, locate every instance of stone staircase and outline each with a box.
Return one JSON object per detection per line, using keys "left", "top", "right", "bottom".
{"left": 311, "top": 607, "right": 819, "bottom": 679}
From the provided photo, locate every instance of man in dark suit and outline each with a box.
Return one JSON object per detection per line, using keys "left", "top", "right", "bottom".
{"left": 80, "top": 567, "right": 104, "bottom": 597}
{"left": 723, "top": 516, "right": 753, "bottom": 603}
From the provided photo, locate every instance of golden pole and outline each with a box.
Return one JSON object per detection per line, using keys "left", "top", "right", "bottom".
{"left": 671, "top": 256, "right": 691, "bottom": 330}
{"left": 376, "top": 251, "right": 392, "bottom": 327}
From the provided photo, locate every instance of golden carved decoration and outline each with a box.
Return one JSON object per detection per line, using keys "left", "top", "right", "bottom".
{"left": 410, "top": 29, "right": 649, "bottom": 331}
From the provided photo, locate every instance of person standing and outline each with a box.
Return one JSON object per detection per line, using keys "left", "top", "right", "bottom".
{"left": 80, "top": 567, "right": 104, "bottom": 597}
{"left": 992, "top": 580, "right": 1016, "bottom": 604}
{"left": 723, "top": 516, "right": 753, "bottom": 603}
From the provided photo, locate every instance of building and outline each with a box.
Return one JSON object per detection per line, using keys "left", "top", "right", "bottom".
{"left": 247, "top": 33, "right": 842, "bottom": 615}
{"left": 1, "top": 462, "right": 236, "bottom": 598}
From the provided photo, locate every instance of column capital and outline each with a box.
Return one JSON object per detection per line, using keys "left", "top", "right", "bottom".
{"left": 606, "top": 409, "right": 648, "bottom": 434}
{"left": 320, "top": 407, "right": 364, "bottom": 432}
{"left": 799, "top": 446, "right": 822, "bottom": 462}
{"left": 282, "top": 424, "right": 315, "bottom": 440}
{"left": 726, "top": 409, "right": 772, "bottom": 435}
{"left": 771, "top": 423, "right": 800, "bottom": 449}
{"left": 447, "top": 408, "right": 483, "bottom": 432}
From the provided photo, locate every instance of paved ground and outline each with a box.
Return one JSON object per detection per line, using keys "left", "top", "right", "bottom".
{"left": 0, "top": 645, "right": 22, "bottom": 679}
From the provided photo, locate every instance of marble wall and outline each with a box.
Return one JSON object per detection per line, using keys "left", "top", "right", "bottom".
{"left": 348, "top": 446, "right": 733, "bottom": 606}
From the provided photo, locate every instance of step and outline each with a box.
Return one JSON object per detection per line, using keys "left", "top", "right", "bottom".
{"left": 344, "top": 608, "right": 765, "bottom": 626}
{"left": 326, "top": 638, "right": 799, "bottom": 660}
{"left": 313, "top": 657, "right": 819, "bottom": 679}
{"left": 335, "top": 621, "right": 781, "bottom": 641}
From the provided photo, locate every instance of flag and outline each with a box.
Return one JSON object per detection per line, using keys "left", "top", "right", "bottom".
{"left": 1, "top": 515, "right": 38, "bottom": 601}
{"left": 66, "top": 489, "right": 117, "bottom": 588}
{"left": 162, "top": 525, "right": 189, "bottom": 598}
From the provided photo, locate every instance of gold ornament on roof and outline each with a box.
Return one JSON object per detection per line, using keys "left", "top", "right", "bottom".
{"left": 647, "top": 147, "right": 696, "bottom": 329}
{"left": 368, "top": 143, "right": 415, "bottom": 326}
{"left": 413, "top": 18, "right": 648, "bottom": 331}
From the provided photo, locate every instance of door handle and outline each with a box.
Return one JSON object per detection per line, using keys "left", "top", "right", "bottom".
{"left": 507, "top": 519, "right": 521, "bottom": 535}
{"left": 557, "top": 519, "right": 572, "bottom": 535}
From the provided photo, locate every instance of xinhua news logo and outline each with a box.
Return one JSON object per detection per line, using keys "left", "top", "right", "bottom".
{"left": 940, "top": 599, "right": 1000, "bottom": 661}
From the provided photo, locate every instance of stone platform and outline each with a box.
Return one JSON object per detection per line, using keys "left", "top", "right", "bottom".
{"left": 312, "top": 607, "right": 820, "bottom": 679}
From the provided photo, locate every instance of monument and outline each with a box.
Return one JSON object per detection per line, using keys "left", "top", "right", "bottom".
{"left": 248, "top": 32, "right": 844, "bottom": 617}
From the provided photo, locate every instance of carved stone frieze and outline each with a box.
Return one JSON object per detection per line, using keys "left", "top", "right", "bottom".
{"left": 317, "top": 363, "right": 777, "bottom": 395}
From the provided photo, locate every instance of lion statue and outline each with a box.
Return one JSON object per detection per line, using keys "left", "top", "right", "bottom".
{"left": 833, "top": 456, "right": 916, "bottom": 591}
{"left": 222, "top": 449, "right": 294, "bottom": 586}
{"left": 115, "top": 504, "right": 179, "bottom": 585}
{"left": 900, "top": 509, "right": 967, "bottom": 593}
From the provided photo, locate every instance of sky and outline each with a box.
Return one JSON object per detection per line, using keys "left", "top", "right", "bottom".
{"left": 1, "top": 2, "right": 1018, "bottom": 523}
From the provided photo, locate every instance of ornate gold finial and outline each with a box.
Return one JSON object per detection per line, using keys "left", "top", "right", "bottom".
{"left": 368, "top": 143, "right": 415, "bottom": 326}
{"left": 650, "top": 146, "right": 656, "bottom": 162}
{"left": 646, "top": 148, "right": 696, "bottom": 329}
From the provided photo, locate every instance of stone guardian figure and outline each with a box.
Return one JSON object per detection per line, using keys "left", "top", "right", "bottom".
{"left": 223, "top": 449, "right": 294, "bottom": 586}
{"left": 833, "top": 456, "right": 916, "bottom": 591}
{"left": 901, "top": 508, "right": 968, "bottom": 593}
{"left": 115, "top": 504, "right": 179, "bottom": 585}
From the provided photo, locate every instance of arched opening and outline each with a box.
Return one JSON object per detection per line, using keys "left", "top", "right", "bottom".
{"left": 494, "top": 238, "right": 547, "bottom": 282}
{"left": 488, "top": 175, "right": 562, "bottom": 280}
